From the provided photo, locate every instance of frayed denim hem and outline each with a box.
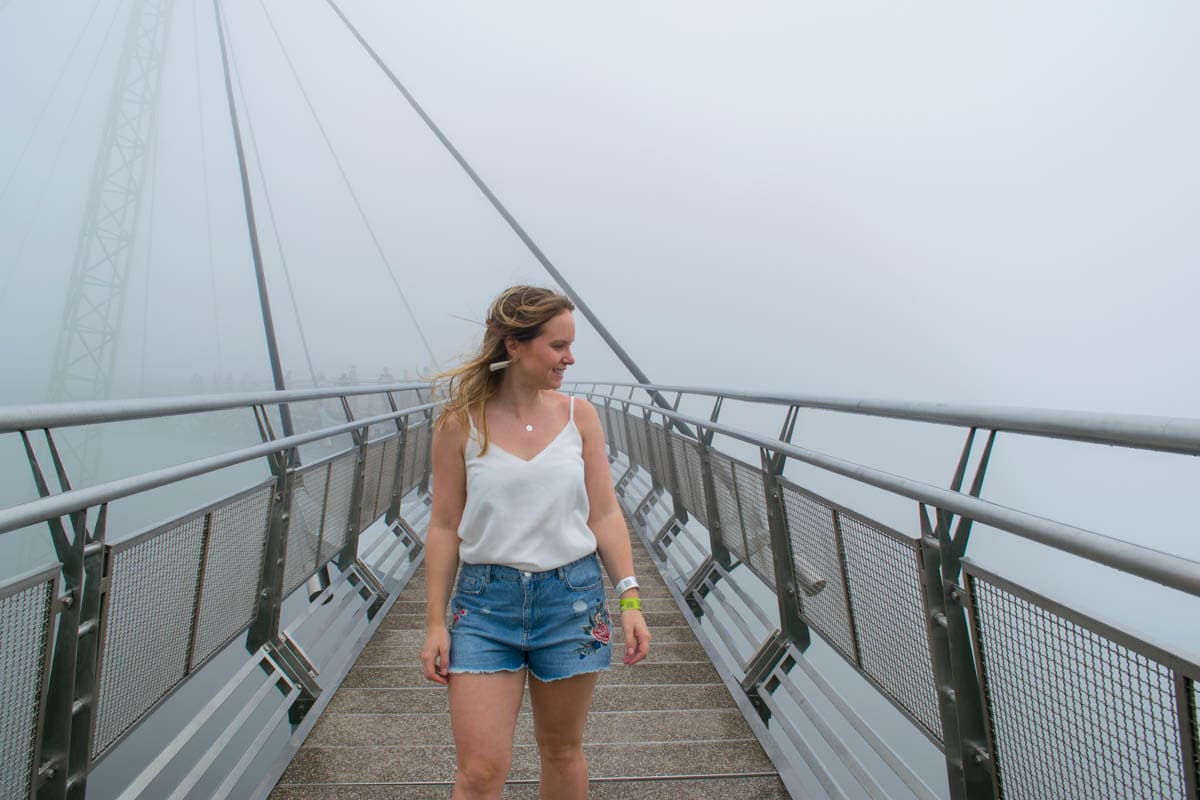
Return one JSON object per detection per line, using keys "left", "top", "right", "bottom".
{"left": 447, "top": 666, "right": 526, "bottom": 677}
{"left": 527, "top": 665, "right": 611, "bottom": 683}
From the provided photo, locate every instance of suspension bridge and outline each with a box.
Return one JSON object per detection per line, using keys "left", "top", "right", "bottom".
{"left": 1, "top": 1, "right": 1199, "bottom": 799}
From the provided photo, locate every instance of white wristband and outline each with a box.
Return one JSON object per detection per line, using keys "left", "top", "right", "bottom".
{"left": 614, "top": 576, "right": 639, "bottom": 595}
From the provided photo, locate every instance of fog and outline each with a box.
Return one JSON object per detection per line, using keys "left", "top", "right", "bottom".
{"left": 2, "top": 0, "right": 1197, "bottom": 691}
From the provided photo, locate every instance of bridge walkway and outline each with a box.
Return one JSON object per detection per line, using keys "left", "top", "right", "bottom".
{"left": 269, "top": 522, "right": 789, "bottom": 799}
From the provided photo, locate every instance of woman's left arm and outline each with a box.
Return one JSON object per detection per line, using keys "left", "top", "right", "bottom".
{"left": 575, "top": 396, "right": 651, "bottom": 666}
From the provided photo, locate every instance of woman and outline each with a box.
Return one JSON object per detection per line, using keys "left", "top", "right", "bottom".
{"left": 421, "top": 285, "right": 651, "bottom": 800}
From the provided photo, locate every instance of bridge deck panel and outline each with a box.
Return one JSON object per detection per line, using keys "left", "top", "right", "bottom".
{"left": 271, "top": 521, "right": 787, "bottom": 798}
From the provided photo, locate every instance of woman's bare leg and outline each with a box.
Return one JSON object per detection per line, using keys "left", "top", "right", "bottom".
{"left": 528, "top": 672, "right": 601, "bottom": 800}
{"left": 449, "top": 670, "right": 527, "bottom": 799}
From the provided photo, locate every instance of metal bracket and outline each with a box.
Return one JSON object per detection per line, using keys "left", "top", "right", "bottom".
{"left": 350, "top": 556, "right": 388, "bottom": 606}
{"left": 682, "top": 555, "right": 718, "bottom": 618}
{"left": 938, "top": 428, "right": 998, "bottom": 573}
{"left": 614, "top": 463, "right": 637, "bottom": 497}
{"left": 633, "top": 485, "right": 663, "bottom": 526}
{"left": 391, "top": 514, "right": 425, "bottom": 560}
{"left": 650, "top": 516, "right": 678, "bottom": 561}
{"left": 740, "top": 630, "right": 791, "bottom": 723}
{"left": 761, "top": 449, "right": 812, "bottom": 652}
{"left": 264, "top": 635, "right": 321, "bottom": 725}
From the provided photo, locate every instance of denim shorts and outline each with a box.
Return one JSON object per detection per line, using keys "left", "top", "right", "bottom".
{"left": 447, "top": 552, "right": 613, "bottom": 682}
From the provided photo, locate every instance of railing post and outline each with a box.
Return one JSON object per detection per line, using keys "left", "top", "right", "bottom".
{"left": 336, "top": 397, "right": 371, "bottom": 571}
{"left": 601, "top": 396, "right": 618, "bottom": 463}
{"left": 382, "top": 391, "right": 407, "bottom": 526}
{"left": 664, "top": 392, "right": 692, "bottom": 526}
{"left": 246, "top": 442, "right": 298, "bottom": 652}
{"left": 245, "top": 405, "right": 323, "bottom": 722}
{"left": 695, "top": 435, "right": 735, "bottom": 570}
{"left": 921, "top": 427, "right": 999, "bottom": 800}
{"left": 416, "top": 406, "right": 433, "bottom": 500}
{"left": 613, "top": 401, "right": 638, "bottom": 497}
{"left": 696, "top": 397, "right": 734, "bottom": 570}
{"left": 647, "top": 411, "right": 685, "bottom": 558}
{"left": 740, "top": 406, "right": 812, "bottom": 722}
{"left": 22, "top": 431, "right": 107, "bottom": 800}
{"left": 760, "top": 446, "right": 811, "bottom": 653}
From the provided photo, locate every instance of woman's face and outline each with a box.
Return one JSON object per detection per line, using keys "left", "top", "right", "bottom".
{"left": 511, "top": 310, "right": 575, "bottom": 388}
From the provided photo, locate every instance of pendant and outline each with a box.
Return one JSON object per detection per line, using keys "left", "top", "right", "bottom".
{"left": 525, "top": 424, "right": 534, "bottom": 432}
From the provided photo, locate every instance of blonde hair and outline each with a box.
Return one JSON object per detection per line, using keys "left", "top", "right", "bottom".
{"left": 433, "top": 285, "right": 575, "bottom": 453}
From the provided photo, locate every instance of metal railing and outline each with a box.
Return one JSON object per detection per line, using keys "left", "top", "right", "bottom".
{"left": 573, "top": 382, "right": 1200, "bottom": 800}
{"left": 0, "top": 384, "right": 436, "bottom": 800}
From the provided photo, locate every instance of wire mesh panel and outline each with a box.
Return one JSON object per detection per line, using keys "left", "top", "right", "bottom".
{"left": 731, "top": 461, "right": 774, "bottom": 588}
{"left": 590, "top": 401, "right": 608, "bottom": 440}
{"left": 607, "top": 404, "right": 627, "bottom": 455}
{"left": 779, "top": 482, "right": 855, "bottom": 660}
{"left": 644, "top": 417, "right": 661, "bottom": 478}
{"left": 419, "top": 421, "right": 433, "bottom": 482}
{"left": 374, "top": 435, "right": 401, "bottom": 521}
{"left": 1191, "top": 681, "right": 1199, "bottom": 791}
{"left": 0, "top": 567, "right": 56, "bottom": 800}
{"left": 625, "top": 412, "right": 648, "bottom": 471}
{"left": 651, "top": 420, "right": 678, "bottom": 495}
{"left": 966, "top": 563, "right": 1198, "bottom": 800}
{"left": 407, "top": 421, "right": 431, "bottom": 492}
{"left": 635, "top": 414, "right": 653, "bottom": 473}
{"left": 190, "top": 483, "right": 273, "bottom": 669}
{"left": 682, "top": 436, "right": 710, "bottom": 528}
{"left": 319, "top": 450, "right": 358, "bottom": 565}
{"left": 708, "top": 450, "right": 746, "bottom": 562}
{"left": 399, "top": 426, "right": 418, "bottom": 498}
{"left": 839, "top": 513, "right": 941, "bottom": 741}
{"left": 94, "top": 517, "right": 206, "bottom": 758}
{"left": 283, "top": 464, "right": 327, "bottom": 597}
{"left": 391, "top": 389, "right": 424, "bottom": 415}
{"left": 358, "top": 439, "right": 386, "bottom": 533}
{"left": 668, "top": 431, "right": 695, "bottom": 517}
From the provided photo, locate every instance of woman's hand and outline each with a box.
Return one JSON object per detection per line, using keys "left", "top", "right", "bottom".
{"left": 421, "top": 625, "right": 451, "bottom": 685}
{"left": 620, "top": 609, "right": 651, "bottom": 665}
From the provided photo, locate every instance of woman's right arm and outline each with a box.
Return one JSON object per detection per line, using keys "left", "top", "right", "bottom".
{"left": 421, "top": 413, "right": 468, "bottom": 685}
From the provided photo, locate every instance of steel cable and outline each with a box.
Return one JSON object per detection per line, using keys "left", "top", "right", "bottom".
{"left": 0, "top": 0, "right": 108, "bottom": 205}
{"left": 192, "top": 0, "right": 224, "bottom": 377}
{"left": 321, "top": 0, "right": 683, "bottom": 425}
{"left": 223, "top": 15, "right": 321, "bottom": 389}
{"left": 0, "top": 0, "right": 129, "bottom": 307}
{"left": 258, "top": 0, "right": 440, "bottom": 370}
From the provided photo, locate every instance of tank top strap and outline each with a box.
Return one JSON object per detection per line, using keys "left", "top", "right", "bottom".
{"left": 569, "top": 394, "right": 575, "bottom": 423}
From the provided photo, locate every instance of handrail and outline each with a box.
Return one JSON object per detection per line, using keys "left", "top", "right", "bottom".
{"left": 0, "top": 387, "right": 437, "bottom": 798}
{"left": 595, "top": 385, "right": 1200, "bottom": 799}
{"left": 574, "top": 390, "right": 1200, "bottom": 598}
{"left": 0, "top": 402, "right": 436, "bottom": 536}
{"left": 575, "top": 382, "right": 1200, "bottom": 456}
{"left": 0, "top": 382, "right": 431, "bottom": 433}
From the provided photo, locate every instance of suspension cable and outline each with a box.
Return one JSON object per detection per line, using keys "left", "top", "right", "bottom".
{"left": 139, "top": 103, "right": 162, "bottom": 396}
{"left": 259, "top": 0, "right": 439, "bottom": 369}
{"left": 212, "top": 0, "right": 294, "bottom": 436}
{"left": 0, "top": 0, "right": 128, "bottom": 307}
{"left": 0, "top": 0, "right": 107, "bottom": 205}
{"left": 193, "top": 0, "right": 224, "bottom": 378}
{"left": 223, "top": 9, "right": 321, "bottom": 388}
{"left": 322, "top": 0, "right": 679, "bottom": 421}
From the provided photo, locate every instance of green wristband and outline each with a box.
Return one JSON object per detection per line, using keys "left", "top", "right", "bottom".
{"left": 619, "top": 597, "right": 642, "bottom": 611}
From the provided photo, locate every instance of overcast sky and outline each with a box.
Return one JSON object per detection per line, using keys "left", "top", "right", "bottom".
{"left": 3, "top": 0, "right": 1197, "bottom": 408}
{"left": 1, "top": 0, "right": 1197, "bottom": 640}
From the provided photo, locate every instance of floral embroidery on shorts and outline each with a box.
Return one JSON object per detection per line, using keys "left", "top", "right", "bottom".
{"left": 448, "top": 608, "right": 467, "bottom": 632}
{"left": 575, "top": 602, "right": 611, "bottom": 659}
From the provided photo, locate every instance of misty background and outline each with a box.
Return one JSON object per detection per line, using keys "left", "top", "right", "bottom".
{"left": 1, "top": 0, "right": 1197, "bottom": 727}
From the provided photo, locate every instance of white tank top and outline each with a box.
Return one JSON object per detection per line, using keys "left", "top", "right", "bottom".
{"left": 457, "top": 396, "right": 596, "bottom": 571}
